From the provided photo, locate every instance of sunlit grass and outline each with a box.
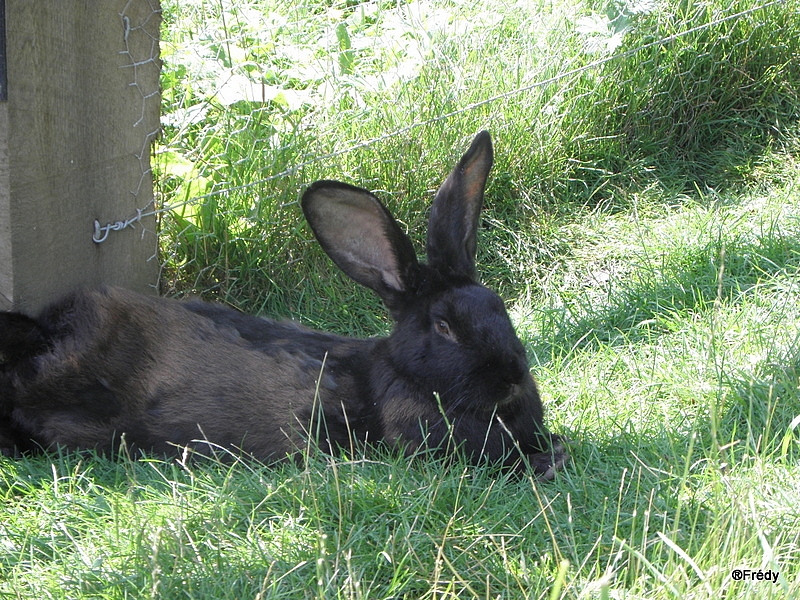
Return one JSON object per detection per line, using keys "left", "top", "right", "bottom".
{"left": 2, "top": 0, "right": 799, "bottom": 598}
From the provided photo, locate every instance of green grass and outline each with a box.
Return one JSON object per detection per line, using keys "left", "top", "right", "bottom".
{"left": 154, "top": 0, "right": 800, "bottom": 315}
{"left": 3, "top": 0, "right": 800, "bottom": 597}
{"left": 2, "top": 217, "right": 799, "bottom": 596}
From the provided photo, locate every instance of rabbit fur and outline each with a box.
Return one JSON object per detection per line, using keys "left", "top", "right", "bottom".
{"left": 0, "top": 131, "right": 567, "bottom": 478}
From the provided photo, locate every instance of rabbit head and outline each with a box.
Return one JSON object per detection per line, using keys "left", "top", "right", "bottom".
{"left": 302, "top": 132, "right": 544, "bottom": 422}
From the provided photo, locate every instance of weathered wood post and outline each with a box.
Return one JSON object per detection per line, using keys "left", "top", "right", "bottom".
{"left": 0, "top": 0, "right": 162, "bottom": 315}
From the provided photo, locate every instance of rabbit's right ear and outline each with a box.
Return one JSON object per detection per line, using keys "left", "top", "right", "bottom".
{"left": 427, "top": 131, "right": 493, "bottom": 280}
{"left": 302, "top": 181, "right": 419, "bottom": 306}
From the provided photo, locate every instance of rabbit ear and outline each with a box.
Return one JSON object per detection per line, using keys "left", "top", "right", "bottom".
{"left": 302, "top": 181, "right": 419, "bottom": 304}
{"left": 426, "top": 131, "right": 494, "bottom": 279}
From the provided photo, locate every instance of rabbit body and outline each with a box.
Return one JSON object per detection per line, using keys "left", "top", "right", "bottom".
{"left": 0, "top": 132, "right": 566, "bottom": 476}
{"left": 0, "top": 286, "right": 358, "bottom": 458}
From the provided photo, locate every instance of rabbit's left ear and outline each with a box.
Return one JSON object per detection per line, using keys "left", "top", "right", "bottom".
{"left": 426, "top": 131, "right": 493, "bottom": 279}
{"left": 302, "top": 181, "right": 419, "bottom": 305}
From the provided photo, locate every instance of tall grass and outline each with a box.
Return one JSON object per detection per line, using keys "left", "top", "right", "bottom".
{"left": 2, "top": 0, "right": 799, "bottom": 597}
{"left": 155, "top": 0, "right": 800, "bottom": 314}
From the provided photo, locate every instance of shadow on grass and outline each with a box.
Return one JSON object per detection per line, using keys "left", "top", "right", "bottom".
{"left": 1, "top": 362, "right": 797, "bottom": 599}
{"left": 527, "top": 224, "right": 800, "bottom": 364}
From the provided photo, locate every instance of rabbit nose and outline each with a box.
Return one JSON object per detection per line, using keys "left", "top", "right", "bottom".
{"left": 505, "top": 357, "right": 529, "bottom": 385}
{"left": 486, "top": 352, "right": 528, "bottom": 387}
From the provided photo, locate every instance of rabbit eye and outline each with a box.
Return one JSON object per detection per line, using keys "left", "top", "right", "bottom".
{"left": 434, "top": 319, "right": 452, "bottom": 339}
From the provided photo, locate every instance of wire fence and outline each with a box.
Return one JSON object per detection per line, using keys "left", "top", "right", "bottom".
{"left": 134, "top": 0, "right": 799, "bottom": 309}
{"left": 1, "top": 1, "right": 163, "bottom": 313}
{"left": 93, "top": 0, "right": 162, "bottom": 247}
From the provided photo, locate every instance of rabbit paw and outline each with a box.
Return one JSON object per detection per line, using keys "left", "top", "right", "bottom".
{"left": 527, "top": 434, "right": 569, "bottom": 480}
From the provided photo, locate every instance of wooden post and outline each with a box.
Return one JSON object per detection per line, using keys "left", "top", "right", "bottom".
{"left": 0, "top": 0, "right": 162, "bottom": 315}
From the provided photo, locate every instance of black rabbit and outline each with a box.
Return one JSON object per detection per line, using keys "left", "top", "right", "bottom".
{"left": 0, "top": 132, "right": 567, "bottom": 478}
